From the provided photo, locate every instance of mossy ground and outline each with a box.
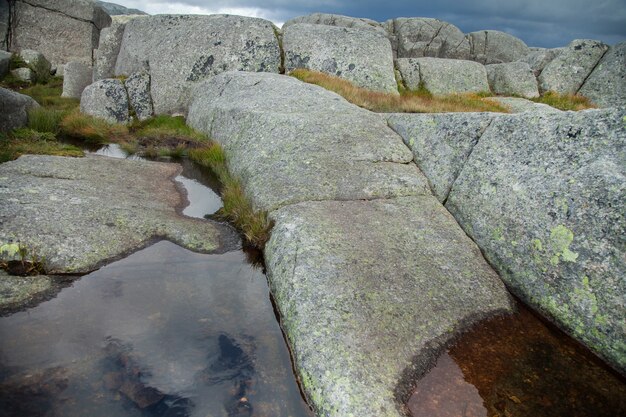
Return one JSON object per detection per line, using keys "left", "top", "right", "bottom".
{"left": 290, "top": 68, "right": 510, "bottom": 113}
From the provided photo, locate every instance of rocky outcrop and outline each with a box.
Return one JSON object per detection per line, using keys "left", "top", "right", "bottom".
{"left": 467, "top": 30, "right": 530, "bottom": 64}
{"left": 266, "top": 197, "right": 512, "bottom": 417}
{"left": 387, "top": 112, "right": 498, "bottom": 202}
{"left": 0, "top": 0, "right": 8, "bottom": 50}
{"left": 0, "top": 86, "right": 39, "bottom": 131}
{"left": 93, "top": 15, "right": 144, "bottom": 81}
{"left": 283, "top": 13, "right": 386, "bottom": 35}
{"left": 95, "top": 0, "right": 147, "bottom": 16}
{"left": 188, "top": 71, "right": 428, "bottom": 211}
{"left": 538, "top": 39, "right": 609, "bottom": 94}
{"left": 486, "top": 62, "right": 539, "bottom": 98}
{"left": 0, "top": 49, "right": 9, "bottom": 78}
{"left": 188, "top": 71, "right": 513, "bottom": 416}
{"left": 61, "top": 61, "right": 92, "bottom": 98}
{"left": 396, "top": 57, "right": 489, "bottom": 95}
{"left": 80, "top": 78, "right": 129, "bottom": 123}
{"left": 10, "top": 66, "right": 32, "bottom": 81}
{"left": 283, "top": 23, "right": 397, "bottom": 93}
{"left": 18, "top": 49, "right": 50, "bottom": 82}
{"left": 384, "top": 17, "right": 471, "bottom": 60}
{"left": 444, "top": 108, "right": 626, "bottom": 374}
{"left": 518, "top": 47, "right": 563, "bottom": 77}
{"left": 9, "top": 0, "right": 111, "bottom": 68}
{"left": 124, "top": 71, "right": 153, "bottom": 121}
{"left": 114, "top": 14, "right": 280, "bottom": 115}
{"left": 579, "top": 42, "right": 626, "bottom": 108}
{"left": 0, "top": 155, "right": 231, "bottom": 273}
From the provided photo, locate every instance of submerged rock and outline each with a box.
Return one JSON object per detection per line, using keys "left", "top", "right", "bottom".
{"left": 446, "top": 107, "right": 626, "bottom": 374}
{"left": 283, "top": 23, "right": 397, "bottom": 93}
{"left": 115, "top": 14, "right": 281, "bottom": 114}
{"left": 188, "top": 71, "right": 429, "bottom": 212}
{"left": 0, "top": 155, "right": 233, "bottom": 273}
{"left": 266, "top": 197, "right": 513, "bottom": 417}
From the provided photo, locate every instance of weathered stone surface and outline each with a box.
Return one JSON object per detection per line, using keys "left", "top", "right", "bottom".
{"left": 125, "top": 71, "right": 153, "bottom": 121}
{"left": 11, "top": 0, "right": 111, "bottom": 68}
{"left": 283, "top": 23, "right": 397, "bottom": 93}
{"left": 96, "top": 0, "right": 147, "bottom": 16}
{"left": 0, "top": 0, "right": 8, "bottom": 51}
{"left": 188, "top": 71, "right": 430, "bottom": 212}
{"left": 486, "top": 62, "right": 539, "bottom": 98}
{"left": 10, "top": 67, "right": 33, "bottom": 82}
{"left": 0, "top": 86, "right": 39, "bottom": 131}
{"left": 397, "top": 57, "right": 489, "bottom": 95}
{"left": 283, "top": 13, "right": 386, "bottom": 35}
{"left": 0, "top": 270, "right": 52, "bottom": 315}
{"left": 115, "top": 14, "right": 280, "bottom": 115}
{"left": 538, "top": 39, "right": 609, "bottom": 94}
{"left": 80, "top": 78, "right": 129, "bottom": 124}
{"left": 265, "top": 197, "right": 513, "bottom": 417}
{"left": 384, "top": 17, "right": 471, "bottom": 60}
{"left": 0, "top": 50, "right": 11, "bottom": 78}
{"left": 579, "top": 42, "right": 626, "bottom": 108}
{"left": 0, "top": 155, "right": 232, "bottom": 273}
{"left": 446, "top": 108, "right": 626, "bottom": 373}
{"left": 468, "top": 30, "right": 530, "bottom": 64}
{"left": 93, "top": 15, "right": 144, "bottom": 81}
{"left": 489, "top": 96, "right": 562, "bottom": 113}
{"left": 61, "top": 61, "right": 92, "bottom": 98}
{"left": 518, "top": 47, "right": 563, "bottom": 76}
{"left": 387, "top": 112, "right": 498, "bottom": 202}
{"left": 18, "top": 49, "right": 50, "bottom": 81}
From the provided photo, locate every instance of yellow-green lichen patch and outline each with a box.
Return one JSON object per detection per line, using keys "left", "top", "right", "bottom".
{"left": 548, "top": 225, "right": 579, "bottom": 265}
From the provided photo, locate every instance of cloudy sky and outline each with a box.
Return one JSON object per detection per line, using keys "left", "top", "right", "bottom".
{"left": 110, "top": 0, "right": 626, "bottom": 48}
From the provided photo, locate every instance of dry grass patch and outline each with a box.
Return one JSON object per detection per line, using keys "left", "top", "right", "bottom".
{"left": 59, "top": 110, "right": 130, "bottom": 144}
{"left": 290, "top": 69, "right": 509, "bottom": 113}
{"left": 531, "top": 91, "right": 596, "bottom": 111}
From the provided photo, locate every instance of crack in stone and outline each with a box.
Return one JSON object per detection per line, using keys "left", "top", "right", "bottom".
{"left": 19, "top": 0, "right": 103, "bottom": 30}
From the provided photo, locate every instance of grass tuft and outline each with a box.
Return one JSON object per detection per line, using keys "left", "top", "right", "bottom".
{"left": 0, "top": 128, "right": 83, "bottom": 163}
{"left": 190, "top": 145, "right": 272, "bottom": 249}
{"left": 290, "top": 68, "right": 508, "bottom": 113}
{"left": 59, "top": 111, "right": 129, "bottom": 144}
{"left": 28, "top": 107, "right": 66, "bottom": 133}
{"left": 532, "top": 91, "right": 596, "bottom": 111}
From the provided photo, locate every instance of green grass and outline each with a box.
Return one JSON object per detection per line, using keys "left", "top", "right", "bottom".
{"left": 532, "top": 91, "right": 596, "bottom": 111}
{"left": 290, "top": 68, "right": 509, "bottom": 113}
{"left": 190, "top": 145, "right": 272, "bottom": 249}
{"left": 131, "top": 115, "right": 208, "bottom": 142}
{"left": 27, "top": 107, "right": 66, "bottom": 133}
{"left": 59, "top": 110, "right": 130, "bottom": 144}
{"left": 0, "top": 128, "right": 83, "bottom": 163}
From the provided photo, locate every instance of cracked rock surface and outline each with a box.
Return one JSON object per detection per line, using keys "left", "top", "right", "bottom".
{"left": 0, "top": 155, "right": 236, "bottom": 274}
{"left": 445, "top": 107, "right": 626, "bottom": 374}
{"left": 189, "top": 70, "right": 514, "bottom": 416}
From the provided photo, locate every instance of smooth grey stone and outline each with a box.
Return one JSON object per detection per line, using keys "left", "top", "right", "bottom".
{"left": 468, "top": 30, "right": 531, "bottom": 64}
{"left": 579, "top": 41, "right": 626, "bottom": 108}
{"left": 397, "top": 57, "right": 490, "bottom": 95}
{"left": 486, "top": 62, "right": 539, "bottom": 98}
{"left": 0, "top": 86, "right": 39, "bottom": 131}
{"left": 80, "top": 78, "right": 129, "bottom": 124}
{"left": 0, "top": 155, "right": 228, "bottom": 273}
{"left": 283, "top": 13, "right": 386, "bottom": 35}
{"left": 62, "top": 61, "right": 93, "bottom": 98}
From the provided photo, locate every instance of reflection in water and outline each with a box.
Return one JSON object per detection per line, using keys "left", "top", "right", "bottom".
{"left": 0, "top": 242, "right": 312, "bottom": 417}
{"left": 408, "top": 303, "right": 626, "bottom": 417}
